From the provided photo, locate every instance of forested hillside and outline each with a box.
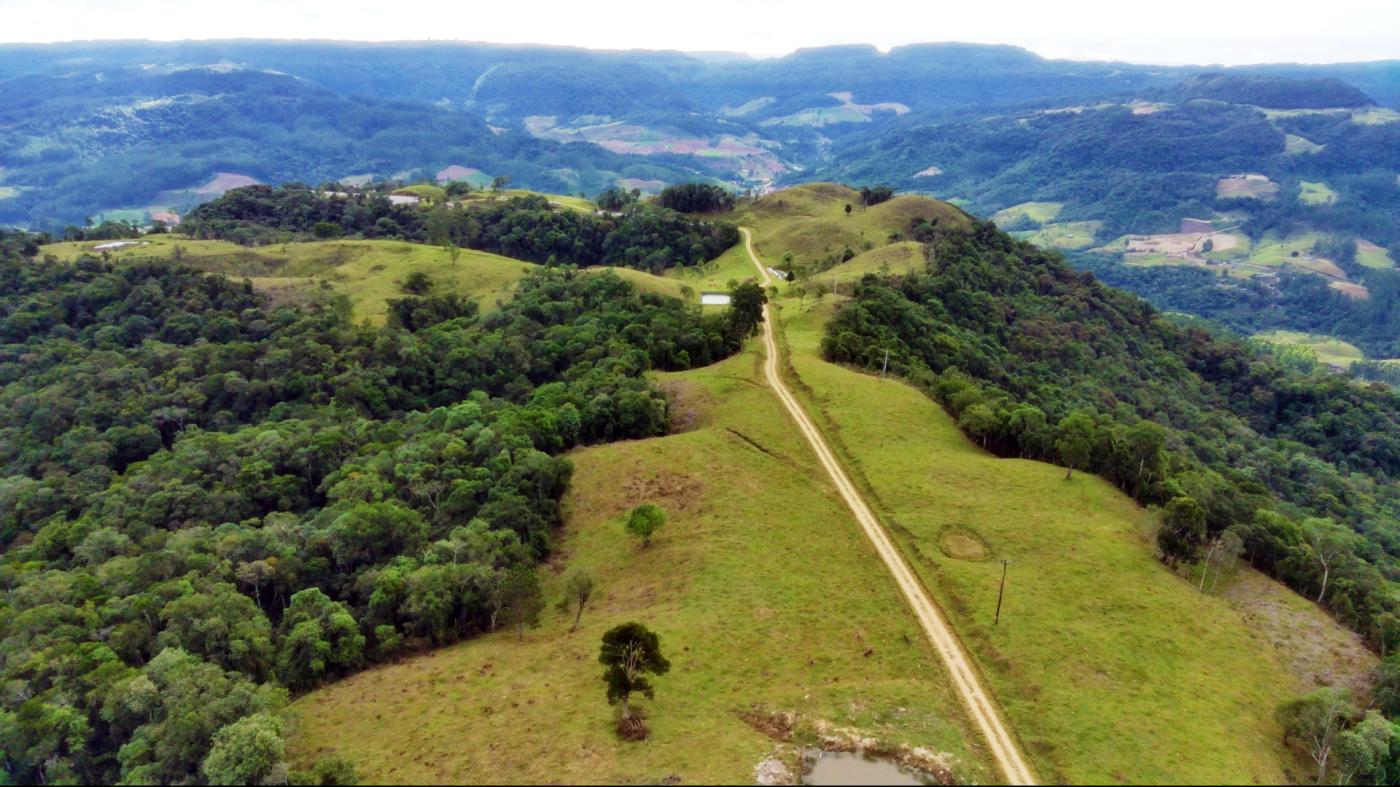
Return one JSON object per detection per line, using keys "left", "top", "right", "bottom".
{"left": 182, "top": 187, "right": 739, "bottom": 273}
{"left": 0, "top": 230, "right": 762, "bottom": 782}
{"left": 823, "top": 219, "right": 1400, "bottom": 653}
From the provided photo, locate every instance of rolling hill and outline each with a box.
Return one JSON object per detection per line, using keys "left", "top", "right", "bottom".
{"left": 283, "top": 185, "right": 1381, "bottom": 784}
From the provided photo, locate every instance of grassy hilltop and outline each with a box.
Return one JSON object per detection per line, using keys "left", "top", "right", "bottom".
{"left": 286, "top": 184, "right": 1375, "bottom": 784}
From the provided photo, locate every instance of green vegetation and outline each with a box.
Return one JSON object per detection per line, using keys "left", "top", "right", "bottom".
{"left": 1285, "top": 134, "right": 1325, "bottom": 155}
{"left": 1299, "top": 181, "right": 1340, "bottom": 205}
{"left": 656, "top": 183, "right": 735, "bottom": 213}
{"left": 1013, "top": 220, "right": 1102, "bottom": 250}
{"left": 741, "top": 183, "right": 969, "bottom": 278}
{"left": 779, "top": 297, "right": 1318, "bottom": 783}
{"left": 184, "top": 187, "right": 739, "bottom": 276}
{"left": 1357, "top": 240, "right": 1395, "bottom": 270}
{"left": 992, "top": 201, "right": 1063, "bottom": 226}
{"left": 40, "top": 235, "right": 534, "bottom": 324}
{"left": 599, "top": 621, "right": 671, "bottom": 737}
{"left": 0, "top": 237, "right": 754, "bottom": 784}
{"left": 288, "top": 342, "right": 988, "bottom": 784}
{"left": 624, "top": 503, "right": 666, "bottom": 547}
{"left": 822, "top": 220, "right": 1400, "bottom": 658}
{"left": 1253, "top": 330, "right": 1365, "bottom": 368}
{"left": 393, "top": 184, "right": 448, "bottom": 202}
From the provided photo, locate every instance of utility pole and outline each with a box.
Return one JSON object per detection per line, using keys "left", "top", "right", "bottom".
{"left": 995, "top": 559, "right": 1011, "bottom": 626}
{"left": 881, "top": 348, "right": 890, "bottom": 379}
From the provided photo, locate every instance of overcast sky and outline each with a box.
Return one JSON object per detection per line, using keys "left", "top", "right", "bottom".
{"left": 3, "top": 0, "right": 1398, "bottom": 65}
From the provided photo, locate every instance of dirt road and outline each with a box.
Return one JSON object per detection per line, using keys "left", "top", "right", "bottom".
{"left": 739, "top": 227, "right": 1037, "bottom": 786}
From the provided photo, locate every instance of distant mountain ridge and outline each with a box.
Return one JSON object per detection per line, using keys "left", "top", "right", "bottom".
{"left": 2, "top": 39, "right": 1399, "bottom": 229}
{"left": 1152, "top": 73, "right": 1376, "bottom": 109}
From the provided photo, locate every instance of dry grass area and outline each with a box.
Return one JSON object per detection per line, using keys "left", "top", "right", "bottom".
{"left": 1216, "top": 174, "right": 1279, "bottom": 200}
{"left": 1221, "top": 569, "right": 1377, "bottom": 699}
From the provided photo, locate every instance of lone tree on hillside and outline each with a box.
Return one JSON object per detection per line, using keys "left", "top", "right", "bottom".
{"left": 626, "top": 503, "right": 666, "bottom": 547}
{"left": 599, "top": 622, "right": 671, "bottom": 739}
{"left": 500, "top": 566, "right": 545, "bottom": 641}
{"left": 1279, "top": 687, "right": 1358, "bottom": 784}
{"left": 1054, "top": 411, "right": 1096, "bottom": 480}
{"left": 727, "top": 281, "right": 767, "bottom": 339}
{"left": 1157, "top": 496, "right": 1206, "bottom": 566}
{"left": 559, "top": 568, "right": 596, "bottom": 632}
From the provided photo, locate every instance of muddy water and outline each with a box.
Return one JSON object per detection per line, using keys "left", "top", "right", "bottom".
{"left": 802, "top": 751, "right": 932, "bottom": 786}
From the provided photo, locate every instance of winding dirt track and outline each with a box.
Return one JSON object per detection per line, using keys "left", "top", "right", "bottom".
{"left": 739, "top": 228, "right": 1037, "bottom": 786}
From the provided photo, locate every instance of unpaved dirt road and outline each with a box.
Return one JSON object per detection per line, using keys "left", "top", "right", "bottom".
{"left": 739, "top": 227, "right": 1037, "bottom": 786}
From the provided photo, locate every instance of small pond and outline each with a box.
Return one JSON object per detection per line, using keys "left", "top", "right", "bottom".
{"left": 802, "top": 751, "right": 934, "bottom": 786}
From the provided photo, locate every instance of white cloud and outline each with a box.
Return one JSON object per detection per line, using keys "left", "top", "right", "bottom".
{"left": 1, "top": 0, "right": 1397, "bottom": 64}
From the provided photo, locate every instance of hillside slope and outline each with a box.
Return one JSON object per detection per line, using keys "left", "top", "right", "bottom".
{"left": 288, "top": 342, "right": 991, "bottom": 784}
{"left": 737, "top": 185, "right": 1380, "bottom": 781}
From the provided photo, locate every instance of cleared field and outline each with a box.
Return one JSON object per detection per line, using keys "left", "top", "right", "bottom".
{"left": 1014, "top": 220, "right": 1102, "bottom": 250}
{"left": 288, "top": 345, "right": 989, "bottom": 784}
{"left": 991, "top": 201, "right": 1063, "bottom": 225}
{"left": 394, "top": 184, "right": 448, "bottom": 202}
{"left": 809, "top": 241, "right": 926, "bottom": 287}
{"left": 1254, "top": 330, "right": 1365, "bottom": 367}
{"left": 1299, "top": 181, "right": 1339, "bottom": 205}
{"left": 1216, "top": 174, "right": 1279, "bottom": 200}
{"left": 40, "top": 234, "right": 715, "bottom": 320}
{"left": 1352, "top": 107, "right": 1400, "bottom": 125}
{"left": 1357, "top": 239, "right": 1395, "bottom": 269}
{"left": 1330, "top": 281, "right": 1370, "bottom": 299}
{"left": 40, "top": 236, "right": 535, "bottom": 323}
{"left": 739, "top": 183, "right": 969, "bottom": 277}
{"left": 1247, "top": 232, "right": 1326, "bottom": 267}
{"left": 1284, "top": 134, "right": 1324, "bottom": 155}
{"left": 662, "top": 241, "right": 760, "bottom": 293}
{"left": 775, "top": 297, "right": 1350, "bottom": 784}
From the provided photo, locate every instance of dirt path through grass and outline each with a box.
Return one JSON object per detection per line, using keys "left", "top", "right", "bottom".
{"left": 739, "top": 228, "right": 1037, "bottom": 786}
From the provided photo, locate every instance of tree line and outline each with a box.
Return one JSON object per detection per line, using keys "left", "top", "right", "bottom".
{"left": 181, "top": 186, "right": 740, "bottom": 275}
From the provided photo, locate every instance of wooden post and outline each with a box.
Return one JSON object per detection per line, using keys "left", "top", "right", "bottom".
{"left": 995, "top": 559, "right": 1010, "bottom": 626}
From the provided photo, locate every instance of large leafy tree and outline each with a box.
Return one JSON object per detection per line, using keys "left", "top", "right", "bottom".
{"left": 599, "top": 622, "right": 671, "bottom": 724}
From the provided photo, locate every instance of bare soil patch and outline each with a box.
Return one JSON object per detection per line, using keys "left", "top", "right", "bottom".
{"left": 938, "top": 526, "right": 990, "bottom": 561}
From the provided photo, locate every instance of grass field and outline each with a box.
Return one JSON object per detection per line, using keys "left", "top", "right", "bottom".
{"left": 773, "top": 296, "right": 1355, "bottom": 784}
{"left": 1216, "top": 175, "right": 1279, "bottom": 200}
{"left": 662, "top": 241, "right": 761, "bottom": 293}
{"left": 1357, "top": 240, "right": 1396, "bottom": 269}
{"left": 1013, "top": 220, "right": 1102, "bottom": 250}
{"left": 40, "top": 234, "right": 718, "bottom": 321}
{"left": 394, "top": 184, "right": 448, "bottom": 203}
{"left": 1284, "top": 134, "right": 1324, "bottom": 155}
{"left": 1299, "top": 181, "right": 1339, "bottom": 205}
{"left": 809, "top": 241, "right": 926, "bottom": 287}
{"left": 669, "top": 191, "right": 1367, "bottom": 781}
{"left": 41, "top": 236, "right": 535, "bottom": 323}
{"left": 1254, "top": 330, "right": 1366, "bottom": 368}
{"left": 1248, "top": 232, "right": 1327, "bottom": 266}
{"left": 288, "top": 344, "right": 990, "bottom": 784}
{"left": 991, "top": 201, "right": 1063, "bottom": 225}
{"left": 738, "top": 184, "right": 968, "bottom": 280}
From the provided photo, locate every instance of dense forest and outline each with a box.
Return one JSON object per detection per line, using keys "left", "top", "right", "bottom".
{"left": 0, "top": 234, "right": 762, "bottom": 782}
{"left": 182, "top": 187, "right": 739, "bottom": 274}
{"left": 823, "top": 220, "right": 1400, "bottom": 652}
